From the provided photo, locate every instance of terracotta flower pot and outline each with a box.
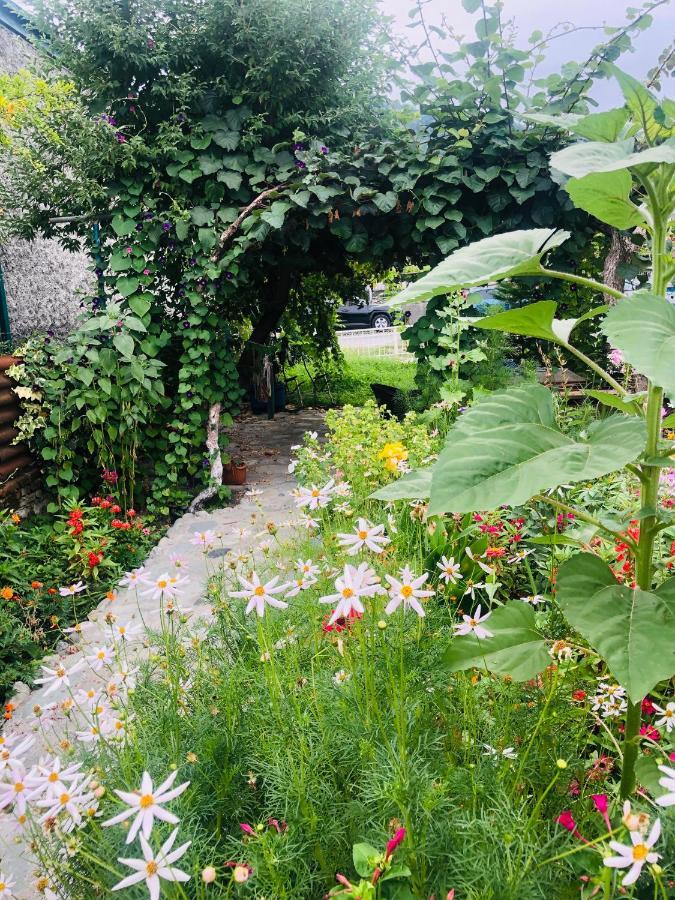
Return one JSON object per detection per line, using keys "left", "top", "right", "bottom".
{"left": 222, "top": 461, "right": 247, "bottom": 485}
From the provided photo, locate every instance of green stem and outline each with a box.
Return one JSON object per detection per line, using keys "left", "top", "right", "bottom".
{"left": 619, "top": 178, "right": 668, "bottom": 800}
{"left": 561, "top": 342, "right": 630, "bottom": 396}
{"left": 541, "top": 267, "right": 625, "bottom": 300}
{"left": 532, "top": 494, "right": 634, "bottom": 548}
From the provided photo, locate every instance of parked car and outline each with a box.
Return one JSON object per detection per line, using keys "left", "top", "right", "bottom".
{"left": 336, "top": 296, "right": 396, "bottom": 330}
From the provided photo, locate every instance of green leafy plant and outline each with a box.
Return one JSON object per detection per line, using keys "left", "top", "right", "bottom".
{"left": 377, "top": 67, "right": 675, "bottom": 798}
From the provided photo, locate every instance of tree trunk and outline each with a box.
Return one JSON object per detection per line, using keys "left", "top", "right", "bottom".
{"left": 237, "top": 268, "right": 292, "bottom": 385}
{"left": 602, "top": 228, "right": 634, "bottom": 303}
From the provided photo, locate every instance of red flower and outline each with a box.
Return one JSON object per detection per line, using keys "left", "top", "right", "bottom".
{"left": 572, "top": 689, "right": 586, "bottom": 701}
{"left": 639, "top": 724, "right": 661, "bottom": 742}
{"left": 485, "top": 547, "right": 505, "bottom": 559}
{"left": 642, "top": 697, "right": 656, "bottom": 716}
{"left": 127, "top": 509, "right": 137, "bottom": 517}
{"left": 70, "top": 521, "right": 84, "bottom": 536}
{"left": 385, "top": 827, "right": 406, "bottom": 860}
{"left": 322, "top": 610, "right": 362, "bottom": 633}
{"left": 556, "top": 811, "right": 588, "bottom": 842}
{"left": 100, "top": 500, "right": 111, "bottom": 509}
{"left": 111, "top": 504, "right": 122, "bottom": 514}
{"left": 88, "top": 551, "right": 102, "bottom": 568}
{"left": 91, "top": 496, "right": 102, "bottom": 506}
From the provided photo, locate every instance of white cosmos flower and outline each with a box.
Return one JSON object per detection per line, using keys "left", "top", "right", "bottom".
{"left": 482, "top": 744, "right": 517, "bottom": 760}
{"left": 0, "top": 764, "right": 32, "bottom": 816}
{"left": 604, "top": 818, "right": 661, "bottom": 886}
{"left": 112, "top": 828, "right": 191, "bottom": 899}
{"left": 337, "top": 518, "right": 390, "bottom": 555}
{"left": 86, "top": 645, "right": 115, "bottom": 671}
{"left": 334, "top": 481, "right": 351, "bottom": 498}
{"left": 465, "top": 548, "right": 495, "bottom": 575}
{"left": 656, "top": 764, "right": 675, "bottom": 807}
{"left": 320, "top": 562, "right": 384, "bottom": 625}
{"left": 297, "top": 559, "right": 320, "bottom": 578}
{"left": 385, "top": 567, "right": 434, "bottom": 618}
{"left": 0, "top": 735, "right": 34, "bottom": 774}
{"left": 34, "top": 659, "right": 85, "bottom": 695}
{"left": 119, "top": 567, "right": 146, "bottom": 588}
{"left": 520, "top": 594, "right": 545, "bottom": 605}
{"left": 285, "top": 575, "right": 317, "bottom": 598}
{"left": 29, "top": 756, "right": 82, "bottom": 800}
{"left": 36, "top": 775, "right": 94, "bottom": 826}
{"left": 141, "top": 573, "right": 185, "bottom": 600}
{"left": 111, "top": 620, "right": 143, "bottom": 643}
{"left": 507, "top": 548, "right": 534, "bottom": 564}
{"left": 103, "top": 770, "right": 189, "bottom": 844}
{"left": 299, "top": 512, "right": 320, "bottom": 530}
{"left": 58, "top": 581, "right": 86, "bottom": 597}
{"left": 454, "top": 604, "right": 493, "bottom": 640}
{"left": 190, "top": 530, "right": 216, "bottom": 549}
{"left": 437, "top": 556, "right": 461, "bottom": 584}
{"left": 294, "top": 479, "right": 335, "bottom": 510}
{"left": 653, "top": 701, "right": 675, "bottom": 732}
{"left": 229, "top": 572, "right": 289, "bottom": 617}
{"left": 0, "top": 872, "right": 15, "bottom": 898}
{"left": 169, "top": 554, "right": 189, "bottom": 571}
{"left": 462, "top": 579, "right": 485, "bottom": 600}
{"left": 76, "top": 721, "right": 114, "bottom": 745}
{"left": 333, "top": 670, "right": 351, "bottom": 686}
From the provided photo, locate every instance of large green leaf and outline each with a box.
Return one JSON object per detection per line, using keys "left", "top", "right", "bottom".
{"left": 370, "top": 467, "right": 432, "bottom": 502}
{"left": 524, "top": 108, "right": 629, "bottom": 142}
{"left": 444, "top": 602, "right": 549, "bottom": 681}
{"left": 388, "top": 229, "right": 570, "bottom": 306}
{"left": 566, "top": 171, "right": 647, "bottom": 230}
{"left": 602, "top": 292, "right": 675, "bottom": 399}
{"left": 557, "top": 554, "right": 675, "bottom": 701}
{"left": 551, "top": 139, "right": 675, "bottom": 179}
{"left": 474, "top": 300, "right": 607, "bottom": 345}
{"left": 427, "top": 385, "right": 646, "bottom": 514}
{"left": 115, "top": 276, "right": 140, "bottom": 298}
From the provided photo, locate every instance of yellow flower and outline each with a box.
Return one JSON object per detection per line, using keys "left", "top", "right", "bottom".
{"left": 378, "top": 441, "right": 408, "bottom": 472}
{"left": 0, "top": 587, "right": 13, "bottom": 600}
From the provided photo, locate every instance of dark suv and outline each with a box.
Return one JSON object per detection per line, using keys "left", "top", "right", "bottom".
{"left": 336, "top": 297, "right": 394, "bottom": 330}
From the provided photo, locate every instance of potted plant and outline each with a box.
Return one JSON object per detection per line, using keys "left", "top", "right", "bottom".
{"left": 222, "top": 456, "right": 247, "bottom": 485}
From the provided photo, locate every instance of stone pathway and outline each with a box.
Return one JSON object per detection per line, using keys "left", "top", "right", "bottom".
{"left": 0, "top": 408, "right": 325, "bottom": 897}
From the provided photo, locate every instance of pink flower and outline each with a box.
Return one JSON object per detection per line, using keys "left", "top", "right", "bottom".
{"left": 591, "top": 794, "right": 612, "bottom": 831}
{"left": 640, "top": 724, "right": 661, "bottom": 742}
{"left": 240, "top": 823, "right": 255, "bottom": 836}
{"left": 385, "top": 827, "right": 406, "bottom": 859}
{"left": 556, "top": 811, "right": 588, "bottom": 842}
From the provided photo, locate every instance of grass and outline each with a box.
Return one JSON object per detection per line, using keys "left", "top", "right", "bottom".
{"left": 285, "top": 353, "right": 417, "bottom": 408}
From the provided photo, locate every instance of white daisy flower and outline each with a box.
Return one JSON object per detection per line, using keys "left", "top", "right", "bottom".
{"left": 103, "top": 770, "right": 189, "bottom": 844}
{"left": 294, "top": 479, "right": 335, "bottom": 510}
{"left": 34, "top": 659, "right": 85, "bottom": 696}
{"left": 319, "top": 562, "right": 383, "bottom": 624}
{"left": 141, "top": 573, "right": 186, "bottom": 600}
{"left": 520, "top": 594, "right": 545, "bottom": 605}
{"left": 0, "top": 735, "right": 34, "bottom": 774}
{"left": 111, "top": 620, "right": 143, "bottom": 643}
{"left": 285, "top": 575, "right": 317, "bottom": 598}
{"left": 189, "top": 530, "right": 216, "bottom": 549}
{"left": 384, "top": 566, "right": 434, "bottom": 618}
{"left": 86, "top": 645, "right": 115, "bottom": 671}
{"left": 333, "top": 670, "right": 351, "bottom": 686}
{"left": 0, "top": 871, "right": 15, "bottom": 898}
{"left": 604, "top": 818, "right": 660, "bottom": 886}
{"left": 111, "top": 828, "right": 191, "bottom": 897}
{"left": 437, "top": 555, "right": 461, "bottom": 584}
{"left": 229, "top": 572, "right": 289, "bottom": 617}
{"left": 58, "top": 581, "right": 86, "bottom": 597}
{"left": 119, "top": 567, "right": 146, "bottom": 588}
{"left": 454, "top": 604, "right": 493, "bottom": 640}
{"left": 656, "top": 764, "right": 675, "bottom": 807}
{"left": 653, "top": 701, "right": 675, "bottom": 732}
{"left": 337, "top": 518, "right": 390, "bottom": 555}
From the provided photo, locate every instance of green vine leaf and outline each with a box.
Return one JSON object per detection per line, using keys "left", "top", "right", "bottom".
{"left": 557, "top": 554, "right": 675, "bottom": 701}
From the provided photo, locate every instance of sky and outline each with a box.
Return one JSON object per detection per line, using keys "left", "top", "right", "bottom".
{"left": 385, "top": 0, "right": 675, "bottom": 107}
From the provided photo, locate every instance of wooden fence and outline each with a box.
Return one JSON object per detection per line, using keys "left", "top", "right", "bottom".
{"left": 0, "top": 355, "right": 37, "bottom": 506}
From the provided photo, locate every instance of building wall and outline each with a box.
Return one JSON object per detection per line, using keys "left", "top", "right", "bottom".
{"left": 0, "top": 20, "right": 92, "bottom": 343}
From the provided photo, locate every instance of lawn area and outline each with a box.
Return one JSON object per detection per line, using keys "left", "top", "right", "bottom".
{"left": 287, "top": 353, "right": 418, "bottom": 408}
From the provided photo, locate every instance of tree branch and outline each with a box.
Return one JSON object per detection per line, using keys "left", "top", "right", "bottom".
{"left": 211, "top": 184, "right": 289, "bottom": 262}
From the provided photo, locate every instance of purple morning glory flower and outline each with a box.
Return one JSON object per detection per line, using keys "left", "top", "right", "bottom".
{"left": 292, "top": 142, "right": 306, "bottom": 152}
{"left": 135, "top": 223, "right": 143, "bottom": 231}
{"left": 183, "top": 321, "right": 190, "bottom": 328}
{"left": 116, "top": 132, "right": 127, "bottom": 143}
{"left": 320, "top": 145, "right": 329, "bottom": 154}
{"left": 143, "top": 212, "right": 154, "bottom": 220}
{"left": 94, "top": 267, "right": 103, "bottom": 277}
{"left": 162, "top": 222, "right": 172, "bottom": 231}
{"left": 225, "top": 272, "right": 233, "bottom": 280}
{"left": 294, "top": 160, "right": 306, "bottom": 169}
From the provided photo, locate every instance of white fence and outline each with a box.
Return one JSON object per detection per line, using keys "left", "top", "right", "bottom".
{"left": 337, "top": 326, "right": 414, "bottom": 360}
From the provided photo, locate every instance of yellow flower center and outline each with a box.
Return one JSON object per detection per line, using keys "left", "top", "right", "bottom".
{"left": 254, "top": 586, "right": 265, "bottom": 596}
{"left": 665, "top": 709, "right": 673, "bottom": 718}
{"left": 59, "top": 792, "right": 70, "bottom": 805}
{"left": 157, "top": 580, "right": 168, "bottom": 589}
{"left": 469, "top": 618, "right": 477, "bottom": 627}
{"left": 139, "top": 794, "right": 154, "bottom": 809}
{"left": 119, "top": 626, "right": 126, "bottom": 634}
{"left": 146, "top": 861, "right": 158, "bottom": 876}
{"left": 1, "top": 751, "right": 8, "bottom": 761}
{"left": 358, "top": 531, "right": 368, "bottom": 540}
{"left": 14, "top": 782, "right": 24, "bottom": 793}
{"left": 632, "top": 843, "right": 649, "bottom": 861}
{"left": 48, "top": 773, "right": 59, "bottom": 783}
{"left": 56, "top": 667, "right": 66, "bottom": 677}
{"left": 0, "top": 882, "right": 5, "bottom": 890}
{"left": 97, "top": 651, "right": 105, "bottom": 659}
{"left": 401, "top": 585, "right": 413, "bottom": 598}
{"left": 311, "top": 489, "right": 320, "bottom": 497}
{"left": 342, "top": 587, "right": 354, "bottom": 599}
